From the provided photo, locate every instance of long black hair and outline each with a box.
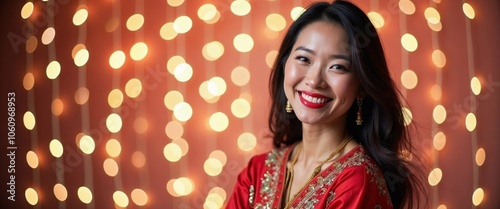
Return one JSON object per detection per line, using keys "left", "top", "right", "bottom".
{"left": 268, "top": 1, "right": 427, "bottom": 208}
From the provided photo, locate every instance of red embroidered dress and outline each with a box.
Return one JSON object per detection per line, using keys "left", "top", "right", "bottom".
{"left": 227, "top": 145, "right": 393, "bottom": 209}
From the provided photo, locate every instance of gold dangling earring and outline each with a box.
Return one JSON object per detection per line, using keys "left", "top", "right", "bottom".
{"left": 356, "top": 97, "right": 363, "bottom": 125}
{"left": 286, "top": 100, "right": 293, "bottom": 113}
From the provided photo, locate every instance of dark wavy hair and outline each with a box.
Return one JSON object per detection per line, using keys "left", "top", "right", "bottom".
{"left": 268, "top": 1, "right": 427, "bottom": 208}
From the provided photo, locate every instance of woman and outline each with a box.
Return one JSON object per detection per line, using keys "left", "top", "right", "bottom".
{"left": 228, "top": 1, "right": 426, "bottom": 208}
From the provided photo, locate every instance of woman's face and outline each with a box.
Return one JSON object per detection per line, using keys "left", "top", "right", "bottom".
{"left": 283, "top": 21, "right": 360, "bottom": 126}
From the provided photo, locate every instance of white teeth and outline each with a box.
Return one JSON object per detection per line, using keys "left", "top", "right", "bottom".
{"left": 301, "top": 93, "right": 328, "bottom": 104}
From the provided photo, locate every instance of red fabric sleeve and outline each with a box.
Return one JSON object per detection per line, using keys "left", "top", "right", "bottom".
{"left": 326, "top": 165, "right": 393, "bottom": 209}
{"left": 226, "top": 153, "right": 268, "bottom": 209}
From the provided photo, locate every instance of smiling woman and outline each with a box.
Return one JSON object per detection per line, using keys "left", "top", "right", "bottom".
{"left": 227, "top": 1, "right": 427, "bottom": 208}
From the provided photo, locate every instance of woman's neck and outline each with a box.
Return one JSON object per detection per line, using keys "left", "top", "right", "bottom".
{"left": 299, "top": 122, "right": 349, "bottom": 164}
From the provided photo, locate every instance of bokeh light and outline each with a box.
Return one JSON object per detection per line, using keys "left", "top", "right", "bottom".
{"left": 25, "top": 188, "right": 38, "bottom": 205}
{"left": 472, "top": 188, "right": 484, "bottom": 206}
{"left": 237, "top": 132, "right": 257, "bottom": 151}
{"left": 231, "top": 98, "right": 251, "bottom": 118}
{"left": 231, "top": 66, "right": 251, "bottom": 86}
{"left": 231, "top": 0, "right": 251, "bottom": 16}
{"left": 402, "top": 107, "right": 413, "bottom": 126}
{"left": 173, "top": 16, "right": 192, "bottom": 34}
{"left": 202, "top": 41, "right": 225, "bottom": 61}
{"left": 401, "top": 69, "right": 418, "bottom": 90}
{"left": 130, "top": 42, "right": 148, "bottom": 61}
{"left": 26, "top": 36, "right": 37, "bottom": 53}
{"left": 46, "top": 61, "right": 61, "bottom": 80}
{"left": 109, "top": 50, "right": 126, "bottom": 69}
{"left": 399, "top": 0, "right": 416, "bottom": 15}
{"left": 424, "top": 7, "right": 441, "bottom": 24}
{"left": 131, "top": 188, "right": 148, "bottom": 206}
{"left": 290, "top": 7, "right": 305, "bottom": 21}
{"left": 164, "top": 143, "right": 182, "bottom": 162}
{"left": 23, "top": 72, "right": 35, "bottom": 90}
{"left": 432, "top": 105, "right": 447, "bottom": 124}
{"left": 167, "top": 0, "right": 184, "bottom": 7}
{"left": 204, "top": 158, "right": 223, "bottom": 176}
{"left": 401, "top": 33, "right": 418, "bottom": 52}
{"left": 132, "top": 151, "right": 146, "bottom": 168}
{"left": 173, "top": 177, "right": 194, "bottom": 196}
{"left": 51, "top": 98, "right": 64, "bottom": 116}
{"left": 73, "top": 8, "right": 88, "bottom": 26}
{"left": 173, "top": 138, "right": 189, "bottom": 156}
{"left": 165, "top": 121, "right": 184, "bottom": 139}
{"left": 23, "top": 111, "right": 36, "bottom": 130}
{"left": 78, "top": 186, "right": 93, "bottom": 204}
{"left": 164, "top": 90, "right": 184, "bottom": 110}
{"left": 266, "top": 13, "right": 286, "bottom": 31}
{"left": 433, "top": 132, "right": 446, "bottom": 151}
{"left": 432, "top": 49, "right": 447, "bottom": 68}
{"left": 160, "top": 22, "right": 178, "bottom": 40}
{"left": 208, "top": 76, "right": 227, "bottom": 96}
{"left": 49, "top": 139, "right": 64, "bottom": 158}
{"left": 126, "top": 14, "right": 144, "bottom": 31}
{"left": 106, "top": 113, "right": 123, "bottom": 133}
{"left": 74, "top": 48, "right": 89, "bottom": 67}
{"left": 21, "top": 2, "right": 34, "bottom": 19}
{"left": 367, "top": 12, "right": 384, "bottom": 28}
{"left": 209, "top": 112, "right": 229, "bottom": 132}
{"left": 475, "top": 148, "right": 486, "bottom": 166}
{"left": 173, "top": 102, "right": 193, "bottom": 122}
{"left": 173, "top": 63, "right": 193, "bottom": 82}
{"left": 108, "top": 89, "right": 124, "bottom": 108}
{"left": 465, "top": 112, "right": 477, "bottom": 132}
{"left": 233, "top": 33, "right": 254, "bottom": 53}
{"left": 41, "top": 27, "right": 55, "bottom": 45}
{"left": 103, "top": 158, "right": 119, "bottom": 177}
{"left": 54, "top": 183, "right": 68, "bottom": 201}
{"left": 428, "top": 168, "right": 443, "bottom": 186}
{"left": 106, "top": 139, "right": 122, "bottom": 157}
{"left": 26, "top": 151, "right": 39, "bottom": 169}
{"left": 125, "top": 78, "right": 143, "bottom": 98}
{"left": 463, "top": 3, "right": 475, "bottom": 19}
{"left": 113, "top": 191, "right": 129, "bottom": 208}
{"left": 471, "top": 76, "right": 481, "bottom": 95}
{"left": 79, "top": 135, "right": 96, "bottom": 154}
{"left": 198, "top": 4, "right": 217, "bottom": 21}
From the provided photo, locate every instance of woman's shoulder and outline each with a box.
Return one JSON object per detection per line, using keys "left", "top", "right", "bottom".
{"left": 247, "top": 145, "right": 292, "bottom": 168}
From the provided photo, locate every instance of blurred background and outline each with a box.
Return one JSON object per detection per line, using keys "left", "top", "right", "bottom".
{"left": 1, "top": 0, "right": 499, "bottom": 208}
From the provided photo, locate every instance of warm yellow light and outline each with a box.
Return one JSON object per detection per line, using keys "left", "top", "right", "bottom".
{"left": 130, "top": 42, "right": 148, "bottom": 61}
{"left": 437, "top": 204, "right": 447, "bottom": 209}
{"left": 165, "top": 121, "right": 184, "bottom": 139}
{"left": 72, "top": 44, "right": 86, "bottom": 59}
{"left": 132, "top": 151, "right": 146, "bottom": 168}
{"left": 231, "top": 66, "right": 250, "bottom": 86}
{"left": 109, "top": 50, "right": 126, "bottom": 69}
{"left": 233, "top": 33, "right": 254, "bottom": 53}
{"left": 113, "top": 191, "right": 129, "bottom": 208}
{"left": 41, "top": 27, "right": 55, "bottom": 45}
{"left": 164, "top": 143, "right": 182, "bottom": 162}
{"left": 173, "top": 138, "right": 189, "bottom": 156}
{"left": 131, "top": 188, "right": 148, "bottom": 206}
{"left": 209, "top": 187, "right": 227, "bottom": 201}
{"left": 164, "top": 90, "right": 184, "bottom": 110}
{"left": 54, "top": 183, "right": 68, "bottom": 201}
{"left": 231, "top": 0, "right": 251, "bottom": 16}
{"left": 209, "top": 112, "right": 229, "bottom": 132}
{"left": 472, "top": 188, "right": 484, "bottom": 206}
{"left": 166, "top": 179, "right": 180, "bottom": 197}
{"left": 46, "top": 60, "right": 61, "bottom": 79}
{"left": 402, "top": 107, "right": 413, "bottom": 126}
{"left": 173, "top": 102, "right": 193, "bottom": 122}
{"left": 50, "top": 139, "right": 64, "bottom": 158}
{"left": 51, "top": 98, "right": 64, "bottom": 116}
{"left": 126, "top": 14, "right": 144, "bottom": 31}
{"left": 173, "top": 177, "right": 194, "bottom": 196}
{"left": 78, "top": 186, "right": 93, "bottom": 204}
{"left": 463, "top": 3, "right": 475, "bottom": 20}
{"left": 26, "top": 151, "right": 39, "bottom": 169}
{"left": 26, "top": 36, "right": 37, "bottom": 53}
{"left": 204, "top": 11, "right": 221, "bottom": 24}
{"left": 465, "top": 112, "right": 477, "bottom": 132}
{"left": 125, "top": 78, "right": 143, "bottom": 98}
{"left": 424, "top": 7, "right": 441, "bottom": 24}
{"left": 428, "top": 21, "right": 442, "bottom": 32}
{"left": 79, "top": 135, "right": 95, "bottom": 154}
{"left": 231, "top": 98, "right": 251, "bottom": 118}
{"left": 290, "top": 7, "right": 305, "bottom": 21}
{"left": 433, "top": 132, "right": 446, "bottom": 151}
{"left": 432, "top": 50, "right": 447, "bottom": 68}
{"left": 21, "top": 2, "right": 34, "bottom": 19}
{"left": 23, "top": 73, "right": 35, "bottom": 91}
{"left": 428, "top": 168, "right": 443, "bottom": 186}
{"left": 108, "top": 89, "right": 124, "bottom": 108}
{"left": 73, "top": 8, "right": 88, "bottom": 26}
{"left": 166, "top": 55, "right": 186, "bottom": 74}
{"left": 266, "top": 13, "right": 286, "bottom": 32}
{"left": 106, "top": 113, "right": 123, "bottom": 133}
{"left": 167, "top": 0, "right": 184, "bottom": 7}
{"left": 160, "top": 22, "right": 178, "bottom": 40}
{"left": 199, "top": 81, "right": 219, "bottom": 103}
{"left": 174, "top": 63, "right": 193, "bottom": 82}
{"left": 74, "top": 87, "right": 90, "bottom": 105}
{"left": 238, "top": 132, "right": 257, "bottom": 151}
{"left": 106, "top": 139, "right": 121, "bottom": 157}
{"left": 208, "top": 76, "right": 227, "bottom": 96}
{"left": 209, "top": 150, "right": 227, "bottom": 166}
{"left": 432, "top": 105, "right": 447, "bottom": 124}
{"left": 23, "top": 111, "right": 36, "bottom": 130}
{"left": 266, "top": 50, "right": 278, "bottom": 68}
{"left": 399, "top": 0, "right": 416, "bottom": 15}
{"left": 198, "top": 4, "right": 217, "bottom": 21}
{"left": 204, "top": 158, "right": 223, "bottom": 176}
{"left": 475, "top": 148, "right": 486, "bottom": 166}
{"left": 202, "top": 41, "right": 225, "bottom": 61}
{"left": 471, "top": 76, "right": 481, "bottom": 95}
{"left": 74, "top": 48, "right": 89, "bottom": 67}
{"left": 430, "top": 84, "right": 442, "bottom": 101}
{"left": 401, "top": 33, "right": 418, "bottom": 52}
{"left": 25, "top": 188, "right": 38, "bottom": 205}
{"left": 173, "top": 16, "right": 192, "bottom": 34}
{"left": 204, "top": 199, "right": 220, "bottom": 209}
{"left": 401, "top": 69, "right": 418, "bottom": 90}
{"left": 367, "top": 12, "right": 384, "bottom": 28}
{"left": 103, "top": 158, "right": 119, "bottom": 177}
{"left": 207, "top": 193, "right": 225, "bottom": 207}
{"left": 134, "top": 117, "right": 148, "bottom": 134}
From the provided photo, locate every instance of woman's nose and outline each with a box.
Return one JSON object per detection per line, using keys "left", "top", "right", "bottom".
{"left": 305, "top": 65, "right": 327, "bottom": 89}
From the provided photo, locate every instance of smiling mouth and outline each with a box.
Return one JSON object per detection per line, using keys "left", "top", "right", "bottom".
{"left": 298, "top": 91, "right": 333, "bottom": 108}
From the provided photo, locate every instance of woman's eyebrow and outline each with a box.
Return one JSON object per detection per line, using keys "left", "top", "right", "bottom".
{"left": 294, "top": 46, "right": 350, "bottom": 61}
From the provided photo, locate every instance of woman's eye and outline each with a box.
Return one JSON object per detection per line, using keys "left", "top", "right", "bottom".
{"left": 295, "top": 56, "right": 310, "bottom": 64}
{"left": 329, "top": 64, "right": 349, "bottom": 71}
